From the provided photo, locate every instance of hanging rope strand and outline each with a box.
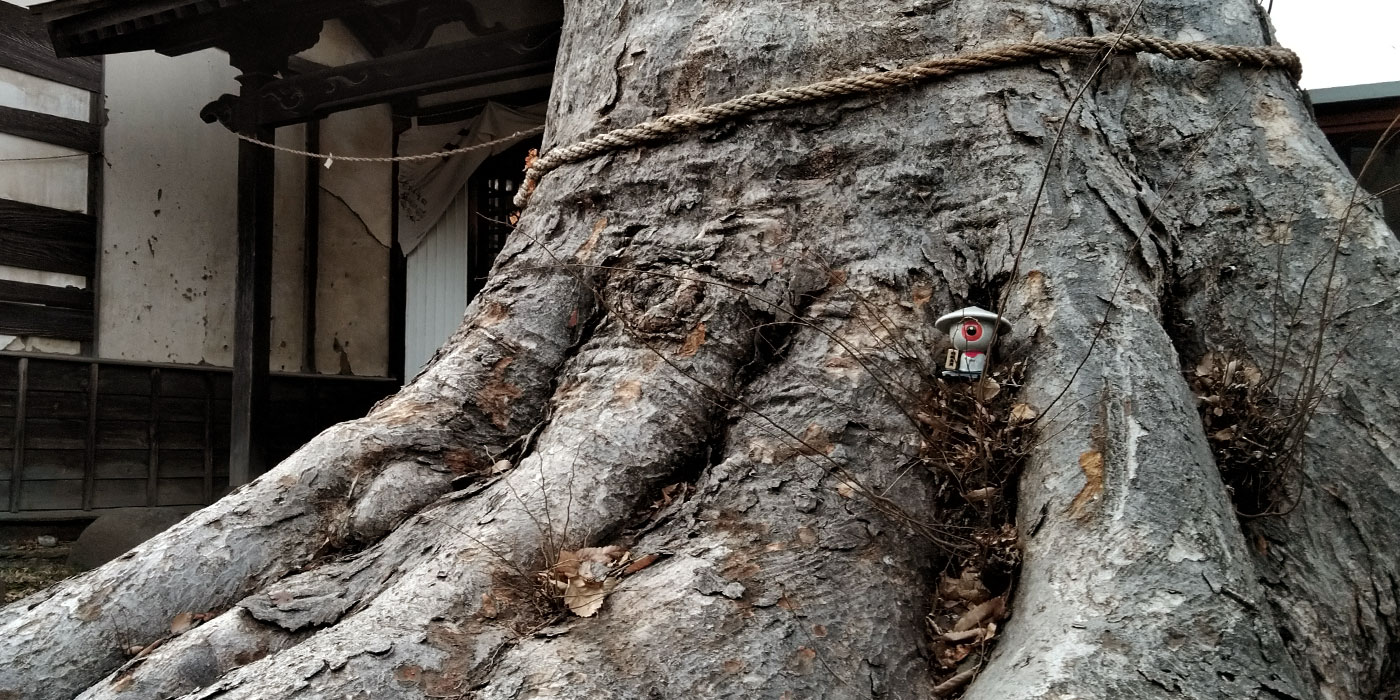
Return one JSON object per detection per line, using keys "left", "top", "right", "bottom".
{"left": 234, "top": 126, "right": 545, "bottom": 163}
{"left": 223, "top": 34, "right": 1300, "bottom": 210}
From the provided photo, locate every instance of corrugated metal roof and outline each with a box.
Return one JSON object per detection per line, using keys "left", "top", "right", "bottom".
{"left": 1309, "top": 81, "right": 1400, "bottom": 105}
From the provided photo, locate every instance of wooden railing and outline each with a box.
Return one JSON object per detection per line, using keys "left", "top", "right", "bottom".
{"left": 0, "top": 352, "right": 398, "bottom": 518}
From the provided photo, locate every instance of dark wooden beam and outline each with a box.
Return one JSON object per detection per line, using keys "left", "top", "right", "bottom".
{"left": 147, "top": 368, "right": 160, "bottom": 506}
{"left": 0, "top": 302, "right": 93, "bottom": 341}
{"left": 0, "top": 197, "right": 96, "bottom": 239}
{"left": 285, "top": 55, "right": 329, "bottom": 77}
{"left": 228, "top": 56, "right": 278, "bottom": 487}
{"left": 0, "top": 280, "right": 92, "bottom": 309}
{"left": 0, "top": 229, "right": 94, "bottom": 277}
{"left": 252, "top": 23, "right": 560, "bottom": 127}
{"left": 0, "top": 3, "right": 101, "bottom": 91}
{"left": 82, "top": 362, "right": 97, "bottom": 510}
{"left": 85, "top": 61, "right": 106, "bottom": 354}
{"left": 0, "top": 199, "right": 97, "bottom": 276}
{"left": 388, "top": 116, "right": 408, "bottom": 383}
{"left": 1317, "top": 104, "right": 1400, "bottom": 135}
{"left": 9, "top": 357, "right": 27, "bottom": 512}
{"left": 40, "top": 0, "right": 335, "bottom": 59}
{"left": 229, "top": 127, "right": 274, "bottom": 485}
{"left": 301, "top": 120, "right": 319, "bottom": 374}
{"left": 0, "top": 105, "right": 100, "bottom": 153}
{"left": 339, "top": 1, "right": 511, "bottom": 58}
{"left": 201, "top": 373, "right": 214, "bottom": 502}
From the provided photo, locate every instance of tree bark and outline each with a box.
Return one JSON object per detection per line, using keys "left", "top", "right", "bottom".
{"left": 3, "top": 0, "right": 1398, "bottom": 698}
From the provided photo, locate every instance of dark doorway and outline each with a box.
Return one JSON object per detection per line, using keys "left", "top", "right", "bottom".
{"left": 466, "top": 137, "right": 543, "bottom": 301}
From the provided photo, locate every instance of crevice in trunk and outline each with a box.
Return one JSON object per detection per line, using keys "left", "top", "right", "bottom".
{"left": 1377, "top": 643, "right": 1400, "bottom": 700}
{"left": 915, "top": 359, "right": 1030, "bottom": 694}
{"left": 1161, "top": 263, "right": 1298, "bottom": 521}
{"left": 963, "top": 270, "right": 1013, "bottom": 320}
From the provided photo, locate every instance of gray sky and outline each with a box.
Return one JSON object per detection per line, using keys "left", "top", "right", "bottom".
{"left": 1270, "top": 0, "right": 1400, "bottom": 89}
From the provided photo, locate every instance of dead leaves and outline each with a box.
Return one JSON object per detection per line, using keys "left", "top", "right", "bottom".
{"left": 914, "top": 362, "right": 1028, "bottom": 695}
{"left": 1194, "top": 350, "right": 1263, "bottom": 387}
{"left": 623, "top": 553, "right": 660, "bottom": 575}
{"left": 927, "top": 566, "right": 1009, "bottom": 694}
{"left": 951, "top": 597, "right": 1006, "bottom": 633}
{"left": 108, "top": 609, "right": 219, "bottom": 689}
{"left": 547, "top": 546, "right": 624, "bottom": 617}
{"left": 168, "top": 611, "right": 215, "bottom": 635}
{"left": 1189, "top": 350, "right": 1297, "bottom": 517}
{"left": 540, "top": 546, "right": 660, "bottom": 617}
{"left": 971, "top": 377, "right": 1000, "bottom": 402}
{"left": 678, "top": 322, "right": 707, "bottom": 357}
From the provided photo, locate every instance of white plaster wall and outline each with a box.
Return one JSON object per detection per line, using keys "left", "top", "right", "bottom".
{"left": 97, "top": 49, "right": 239, "bottom": 365}
{"left": 297, "top": 26, "right": 394, "bottom": 378}
{"left": 0, "top": 65, "right": 89, "bottom": 120}
{"left": 0, "top": 66, "right": 89, "bottom": 215}
{"left": 0, "top": 133, "right": 87, "bottom": 213}
{"left": 271, "top": 124, "right": 307, "bottom": 372}
{"left": 93, "top": 32, "right": 391, "bottom": 377}
{"left": 298, "top": 20, "right": 374, "bottom": 67}
{"left": 316, "top": 106, "right": 391, "bottom": 377}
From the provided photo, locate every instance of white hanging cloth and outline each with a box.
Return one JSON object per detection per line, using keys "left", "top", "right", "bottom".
{"left": 396, "top": 101, "right": 547, "bottom": 254}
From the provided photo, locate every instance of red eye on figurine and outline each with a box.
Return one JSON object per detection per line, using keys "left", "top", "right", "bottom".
{"left": 961, "top": 320, "right": 982, "bottom": 341}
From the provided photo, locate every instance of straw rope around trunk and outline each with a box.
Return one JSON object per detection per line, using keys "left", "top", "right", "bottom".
{"left": 512, "top": 33, "right": 1300, "bottom": 207}
{"left": 227, "top": 34, "right": 1300, "bottom": 208}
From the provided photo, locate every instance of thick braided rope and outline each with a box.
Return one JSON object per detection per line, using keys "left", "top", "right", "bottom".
{"left": 514, "top": 33, "right": 1299, "bottom": 207}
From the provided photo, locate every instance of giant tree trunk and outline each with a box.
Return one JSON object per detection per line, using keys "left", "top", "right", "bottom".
{"left": 4, "top": 0, "right": 1398, "bottom": 698}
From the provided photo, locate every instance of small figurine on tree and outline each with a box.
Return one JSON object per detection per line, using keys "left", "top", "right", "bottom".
{"left": 935, "top": 306, "right": 1012, "bottom": 379}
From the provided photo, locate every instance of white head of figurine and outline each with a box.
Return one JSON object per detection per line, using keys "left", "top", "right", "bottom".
{"left": 934, "top": 306, "right": 1012, "bottom": 354}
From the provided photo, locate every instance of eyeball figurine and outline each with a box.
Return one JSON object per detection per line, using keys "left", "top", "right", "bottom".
{"left": 934, "top": 306, "right": 1012, "bottom": 379}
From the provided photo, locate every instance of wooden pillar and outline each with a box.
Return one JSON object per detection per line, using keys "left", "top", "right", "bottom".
{"left": 302, "top": 119, "right": 320, "bottom": 375}
{"left": 228, "top": 65, "right": 276, "bottom": 487}
{"left": 81, "top": 362, "right": 97, "bottom": 510}
{"left": 8, "top": 357, "right": 27, "bottom": 512}
{"left": 389, "top": 113, "right": 410, "bottom": 384}
{"left": 201, "top": 373, "right": 214, "bottom": 503}
{"left": 146, "top": 368, "right": 161, "bottom": 506}
{"left": 202, "top": 24, "right": 322, "bottom": 487}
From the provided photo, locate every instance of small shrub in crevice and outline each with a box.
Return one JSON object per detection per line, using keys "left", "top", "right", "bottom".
{"left": 914, "top": 361, "right": 1032, "bottom": 696}
{"left": 535, "top": 545, "right": 662, "bottom": 618}
{"left": 1188, "top": 351, "right": 1302, "bottom": 518}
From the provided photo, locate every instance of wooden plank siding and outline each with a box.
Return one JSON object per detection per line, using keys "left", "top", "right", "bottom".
{"left": 0, "top": 279, "right": 92, "bottom": 309}
{"left": 0, "top": 223, "right": 95, "bottom": 277}
{"left": 0, "top": 301, "right": 92, "bottom": 341}
{"left": 7, "top": 357, "right": 27, "bottom": 511}
{"left": 0, "top": 104, "right": 100, "bottom": 152}
{"left": 0, "top": 4, "right": 102, "bottom": 92}
{"left": 0, "top": 353, "right": 397, "bottom": 517}
{"left": 0, "top": 197, "right": 97, "bottom": 336}
{"left": 1316, "top": 103, "right": 1400, "bottom": 135}
{"left": 0, "top": 198, "right": 97, "bottom": 251}
{"left": 0, "top": 7, "right": 103, "bottom": 347}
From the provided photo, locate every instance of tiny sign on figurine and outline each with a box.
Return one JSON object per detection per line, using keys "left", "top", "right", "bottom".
{"left": 934, "top": 306, "right": 1011, "bottom": 379}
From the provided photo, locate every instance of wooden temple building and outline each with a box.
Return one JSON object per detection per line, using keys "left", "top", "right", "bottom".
{"left": 0, "top": 0, "right": 561, "bottom": 518}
